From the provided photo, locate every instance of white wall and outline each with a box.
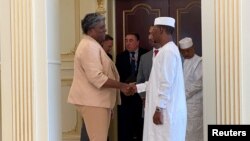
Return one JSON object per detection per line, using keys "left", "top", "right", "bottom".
{"left": 240, "top": 0, "right": 250, "bottom": 123}
{"left": 201, "top": 1, "right": 216, "bottom": 140}
{"left": 0, "top": 13, "right": 1, "bottom": 135}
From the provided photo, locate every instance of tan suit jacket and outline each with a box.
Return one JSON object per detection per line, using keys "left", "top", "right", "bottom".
{"left": 68, "top": 35, "right": 121, "bottom": 108}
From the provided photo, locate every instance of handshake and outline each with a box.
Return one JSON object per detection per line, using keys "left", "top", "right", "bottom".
{"left": 120, "top": 83, "right": 137, "bottom": 96}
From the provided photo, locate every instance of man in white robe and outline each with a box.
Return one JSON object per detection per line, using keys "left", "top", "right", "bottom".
{"left": 179, "top": 37, "right": 203, "bottom": 141}
{"left": 135, "top": 17, "right": 187, "bottom": 141}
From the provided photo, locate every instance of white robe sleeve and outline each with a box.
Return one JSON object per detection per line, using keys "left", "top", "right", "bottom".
{"left": 136, "top": 81, "right": 148, "bottom": 93}
{"left": 156, "top": 48, "right": 177, "bottom": 109}
{"left": 185, "top": 59, "right": 202, "bottom": 98}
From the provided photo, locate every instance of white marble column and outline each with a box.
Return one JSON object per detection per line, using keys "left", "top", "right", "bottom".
{"left": 32, "top": 0, "right": 62, "bottom": 140}
{"left": 0, "top": 0, "right": 61, "bottom": 141}
{"left": 213, "top": 0, "right": 241, "bottom": 124}
{"left": 202, "top": 0, "right": 250, "bottom": 140}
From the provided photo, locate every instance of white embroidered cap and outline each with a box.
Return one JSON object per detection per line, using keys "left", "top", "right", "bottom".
{"left": 179, "top": 37, "right": 193, "bottom": 49}
{"left": 154, "top": 17, "right": 175, "bottom": 28}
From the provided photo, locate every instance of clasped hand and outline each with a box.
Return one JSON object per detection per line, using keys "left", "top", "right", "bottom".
{"left": 120, "top": 83, "right": 137, "bottom": 96}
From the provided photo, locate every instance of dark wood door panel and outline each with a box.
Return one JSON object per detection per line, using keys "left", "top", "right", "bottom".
{"left": 170, "top": 0, "right": 202, "bottom": 56}
{"left": 115, "top": 0, "right": 169, "bottom": 53}
{"left": 115, "top": 0, "right": 201, "bottom": 56}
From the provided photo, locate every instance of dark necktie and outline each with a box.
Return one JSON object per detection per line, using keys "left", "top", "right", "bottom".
{"left": 130, "top": 52, "right": 136, "bottom": 74}
{"left": 154, "top": 49, "right": 159, "bottom": 56}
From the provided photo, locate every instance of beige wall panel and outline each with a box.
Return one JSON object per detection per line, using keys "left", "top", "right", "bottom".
{"left": 60, "top": 0, "right": 76, "bottom": 54}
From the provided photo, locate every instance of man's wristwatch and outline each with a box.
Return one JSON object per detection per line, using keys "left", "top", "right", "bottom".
{"left": 156, "top": 107, "right": 163, "bottom": 112}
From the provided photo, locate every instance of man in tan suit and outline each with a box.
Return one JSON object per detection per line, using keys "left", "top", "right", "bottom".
{"left": 68, "top": 12, "right": 131, "bottom": 141}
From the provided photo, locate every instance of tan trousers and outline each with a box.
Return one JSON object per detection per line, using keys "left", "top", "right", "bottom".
{"left": 76, "top": 105, "right": 111, "bottom": 141}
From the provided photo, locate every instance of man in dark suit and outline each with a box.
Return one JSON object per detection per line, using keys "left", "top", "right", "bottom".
{"left": 116, "top": 33, "right": 148, "bottom": 141}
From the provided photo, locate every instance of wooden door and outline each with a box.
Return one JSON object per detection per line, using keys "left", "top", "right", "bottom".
{"left": 115, "top": 0, "right": 169, "bottom": 53}
{"left": 170, "top": 0, "right": 202, "bottom": 56}
{"left": 115, "top": 0, "right": 201, "bottom": 56}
